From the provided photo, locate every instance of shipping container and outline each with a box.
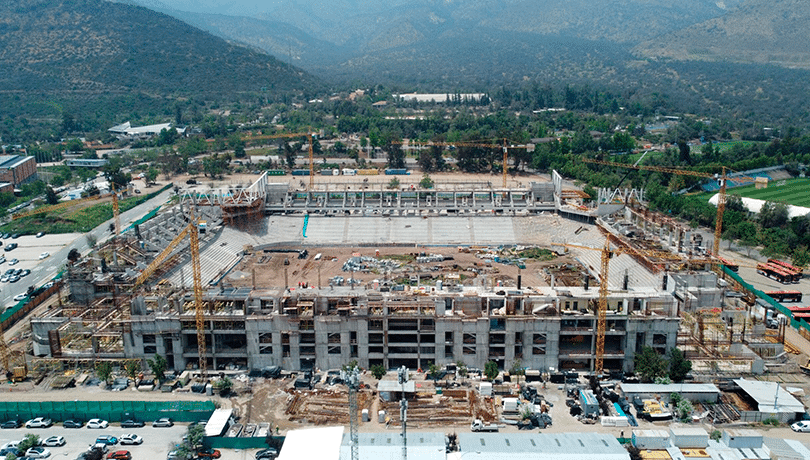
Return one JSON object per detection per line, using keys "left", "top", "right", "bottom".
{"left": 292, "top": 169, "right": 311, "bottom": 176}
{"left": 631, "top": 430, "right": 670, "bottom": 449}
{"left": 669, "top": 427, "right": 709, "bottom": 448}
{"left": 266, "top": 169, "right": 286, "bottom": 176}
{"left": 358, "top": 168, "right": 379, "bottom": 175}
{"left": 385, "top": 168, "right": 410, "bottom": 175}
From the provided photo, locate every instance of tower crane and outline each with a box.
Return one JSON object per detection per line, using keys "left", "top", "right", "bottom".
{"left": 552, "top": 240, "right": 751, "bottom": 374}
{"left": 583, "top": 159, "right": 758, "bottom": 257}
{"left": 241, "top": 131, "right": 316, "bottom": 189}
{"left": 396, "top": 139, "right": 532, "bottom": 187}
{"left": 131, "top": 207, "right": 206, "bottom": 378}
{"left": 111, "top": 184, "right": 121, "bottom": 235}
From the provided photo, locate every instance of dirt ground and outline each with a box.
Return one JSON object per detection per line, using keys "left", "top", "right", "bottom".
{"left": 224, "top": 246, "right": 584, "bottom": 291}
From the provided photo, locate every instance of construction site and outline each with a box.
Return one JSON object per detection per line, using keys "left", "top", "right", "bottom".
{"left": 3, "top": 168, "right": 809, "bottom": 436}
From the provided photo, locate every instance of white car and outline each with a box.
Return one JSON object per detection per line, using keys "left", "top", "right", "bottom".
{"left": 87, "top": 419, "right": 109, "bottom": 429}
{"left": 792, "top": 420, "right": 810, "bottom": 432}
{"left": 25, "top": 446, "right": 51, "bottom": 458}
{"left": 42, "top": 436, "right": 66, "bottom": 447}
{"left": 12, "top": 293, "right": 27, "bottom": 302}
{"left": 119, "top": 434, "right": 143, "bottom": 445}
{"left": 25, "top": 417, "right": 53, "bottom": 428}
{"left": 39, "top": 252, "right": 50, "bottom": 260}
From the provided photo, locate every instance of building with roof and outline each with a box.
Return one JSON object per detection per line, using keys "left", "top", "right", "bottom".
{"left": 66, "top": 158, "right": 109, "bottom": 168}
{"left": 277, "top": 426, "right": 343, "bottom": 460}
{"left": 0, "top": 155, "right": 36, "bottom": 186}
{"left": 455, "top": 432, "right": 629, "bottom": 460}
{"left": 108, "top": 121, "right": 179, "bottom": 140}
{"left": 732, "top": 378, "right": 806, "bottom": 423}
{"left": 339, "top": 432, "right": 445, "bottom": 460}
{"left": 619, "top": 383, "right": 721, "bottom": 403}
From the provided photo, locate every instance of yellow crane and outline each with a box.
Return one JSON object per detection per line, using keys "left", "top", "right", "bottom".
{"left": 12, "top": 195, "right": 103, "bottom": 220}
{"left": 396, "top": 139, "right": 532, "bottom": 188}
{"left": 111, "top": 184, "right": 121, "bottom": 235}
{"left": 132, "top": 208, "right": 206, "bottom": 378}
{"left": 241, "top": 131, "right": 316, "bottom": 189}
{"left": 583, "top": 158, "right": 758, "bottom": 257}
{"left": 552, "top": 240, "right": 744, "bottom": 374}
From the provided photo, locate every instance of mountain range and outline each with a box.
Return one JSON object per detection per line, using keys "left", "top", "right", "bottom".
{"left": 117, "top": 0, "right": 810, "bottom": 82}
{"left": 0, "top": 0, "right": 319, "bottom": 96}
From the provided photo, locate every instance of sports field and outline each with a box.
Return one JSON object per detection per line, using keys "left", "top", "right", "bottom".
{"left": 724, "top": 177, "right": 810, "bottom": 207}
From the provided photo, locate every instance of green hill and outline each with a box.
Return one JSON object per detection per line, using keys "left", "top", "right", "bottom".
{"left": 0, "top": 0, "right": 320, "bottom": 95}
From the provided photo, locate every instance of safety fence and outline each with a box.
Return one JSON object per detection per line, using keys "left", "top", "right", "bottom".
{"left": 204, "top": 436, "right": 283, "bottom": 450}
{"left": 721, "top": 266, "right": 810, "bottom": 333}
{"left": 0, "top": 400, "right": 215, "bottom": 423}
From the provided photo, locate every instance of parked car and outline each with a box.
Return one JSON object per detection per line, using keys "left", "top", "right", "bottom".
{"left": 20, "top": 269, "right": 30, "bottom": 277}
{"left": 0, "top": 447, "right": 20, "bottom": 457}
{"left": 39, "top": 252, "right": 50, "bottom": 260}
{"left": 63, "top": 419, "right": 84, "bottom": 428}
{"left": 94, "top": 435, "right": 117, "bottom": 445}
{"left": 119, "top": 434, "right": 142, "bottom": 445}
{"left": 10, "top": 234, "right": 19, "bottom": 239}
{"left": 106, "top": 450, "right": 132, "bottom": 460}
{"left": 4, "top": 243, "right": 17, "bottom": 251}
{"left": 87, "top": 419, "right": 110, "bottom": 429}
{"left": 42, "top": 436, "right": 66, "bottom": 447}
{"left": 792, "top": 420, "right": 810, "bottom": 432}
{"left": 8, "top": 259, "right": 18, "bottom": 266}
{"left": 25, "top": 446, "right": 51, "bottom": 458}
{"left": 255, "top": 448, "right": 278, "bottom": 460}
{"left": 13, "top": 293, "right": 27, "bottom": 302}
{"left": 152, "top": 418, "right": 173, "bottom": 427}
{"left": 36, "top": 232, "right": 45, "bottom": 238}
{"left": 120, "top": 419, "right": 144, "bottom": 428}
{"left": 25, "top": 417, "right": 53, "bottom": 428}
{"left": 195, "top": 448, "right": 221, "bottom": 459}
{"left": 1, "top": 419, "right": 22, "bottom": 428}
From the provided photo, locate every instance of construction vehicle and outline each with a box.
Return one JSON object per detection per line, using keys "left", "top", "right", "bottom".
{"left": 470, "top": 419, "right": 501, "bottom": 432}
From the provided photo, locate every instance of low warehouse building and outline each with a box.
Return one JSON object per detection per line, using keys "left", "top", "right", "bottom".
{"left": 455, "top": 432, "right": 629, "bottom": 460}
{"left": 619, "top": 383, "right": 721, "bottom": 404}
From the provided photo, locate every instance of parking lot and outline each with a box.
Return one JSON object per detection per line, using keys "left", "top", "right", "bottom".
{"left": 0, "top": 422, "right": 187, "bottom": 459}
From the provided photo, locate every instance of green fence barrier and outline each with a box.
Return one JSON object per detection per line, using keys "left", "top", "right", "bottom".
{"left": 204, "top": 436, "right": 282, "bottom": 450}
{"left": 721, "top": 266, "right": 810, "bottom": 332}
{"left": 0, "top": 400, "right": 215, "bottom": 423}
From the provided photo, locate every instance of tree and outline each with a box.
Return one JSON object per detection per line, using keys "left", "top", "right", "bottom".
{"left": 370, "top": 364, "right": 386, "bottom": 380}
{"left": 759, "top": 201, "right": 789, "bottom": 229}
{"left": 67, "top": 248, "right": 81, "bottom": 264}
{"left": 668, "top": 347, "right": 692, "bottom": 382}
{"left": 125, "top": 360, "right": 140, "bottom": 380}
{"left": 147, "top": 354, "right": 168, "bottom": 382}
{"left": 214, "top": 376, "right": 233, "bottom": 396}
{"left": 456, "top": 360, "right": 468, "bottom": 378}
{"left": 386, "top": 143, "right": 405, "bottom": 169}
{"left": 186, "top": 423, "right": 206, "bottom": 449}
{"left": 18, "top": 434, "right": 40, "bottom": 453}
{"left": 228, "top": 135, "right": 246, "bottom": 158}
{"left": 387, "top": 177, "right": 400, "bottom": 189}
{"left": 45, "top": 186, "right": 59, "bottom": 205}
{"left": 626, "top": 445, "right": 642, "bottom": 460}
{"left": 793, "top": 247, "right": 810, "bottom": 268}
{"left": 96, "top": 361, "right": 113, "bottom": 384}
{"left": 634, "top": 346, "right": 668, "bottom": 383}
{"left": 509, "top": 359, "right": 525, "bottom": 384}
{"left": 419, "top": 174, "right": 434, "bottom": 189}
{"left": 484, "top": 360, "right": 499, "bottom": 381}
{"left": 157, "top": 128, "right": 180, "bottom": 146}
{"left": 146, "top": 168, "right": 159, "bottom": 185}
{"left": 427, "top": 362, "right": 441, "bottom": 381}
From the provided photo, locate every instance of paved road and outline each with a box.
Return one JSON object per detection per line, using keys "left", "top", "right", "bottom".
{"left": 0, "top": 188, "right": 175, "bottom": 310}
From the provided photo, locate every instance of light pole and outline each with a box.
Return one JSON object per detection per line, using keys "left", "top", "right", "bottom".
{"left": 398, "top": 365, "right": 409, "bottom": 460}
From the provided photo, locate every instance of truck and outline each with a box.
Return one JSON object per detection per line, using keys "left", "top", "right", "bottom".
{"left": 470, "top": 419, "right": 500, "bottom": 432}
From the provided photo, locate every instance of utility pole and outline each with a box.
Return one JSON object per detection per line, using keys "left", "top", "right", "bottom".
{"left": 398, "top": 365, "right": 409, "bottom": 460}
{"left": 342, "top": 366, "right": 361, "bottom": 460}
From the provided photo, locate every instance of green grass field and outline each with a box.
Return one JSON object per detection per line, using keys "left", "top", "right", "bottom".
{"left": 715, "top": 177, "right": 810, "bottom": 207}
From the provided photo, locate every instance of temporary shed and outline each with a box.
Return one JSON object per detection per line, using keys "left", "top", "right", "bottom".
{"left": 669, "top": 427, "right": 709, "bottom": 448}
{"left": 378, "top": 380, "right": 415, "bottom": 402}
{"left": 278, "top": 426, "right": 343, "bottom": 460}
{"left": 455, "top": 432, "right": 630, "bottom": 460}
{"left": 619, "top": 383, "right": 721, "bottom": 403}
{"left": 631, "top": 430, "right": 670, "bottom": 449}
{"left": 722, "top": 429, "right": 763, "bottom": 449}
{"left": 733, "top": 379, "right": 806, "bottom": 423}
{"left": 204, "top": 409, "right": 233, "bottom": 437}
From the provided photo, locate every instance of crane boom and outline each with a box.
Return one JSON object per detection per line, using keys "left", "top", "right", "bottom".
{"left": 583, "top": 158, "right": 758, "bottom": 257}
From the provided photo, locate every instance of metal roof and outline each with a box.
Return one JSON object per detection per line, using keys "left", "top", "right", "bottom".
{"left": 279, "top": 426, "right": 344, "bottom": 460}
{"left": 456, "top": 432, "right": 629, "bottom": 460}
{"left": 339, "top": 432, "right": 445, "bottom": 460}
{"left": 620, "top": 383, "right": 721, "bottom": 395}
{"left": 733, "top": 379, "right": 805, "bottom": 413}
{"left": 0, "top": 155, "right": 32, "bottom": 169}
{"left": 377, "top": 380, "right": 416, "bottom": 393}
